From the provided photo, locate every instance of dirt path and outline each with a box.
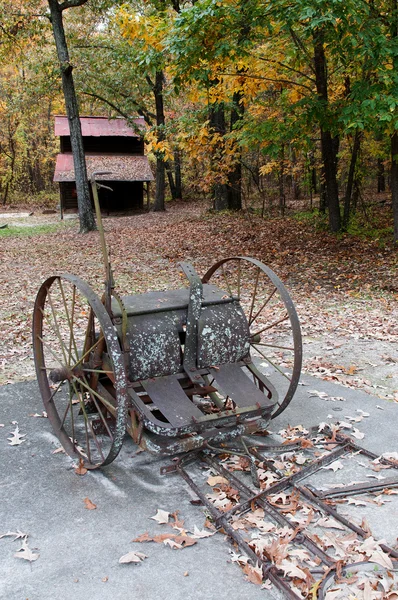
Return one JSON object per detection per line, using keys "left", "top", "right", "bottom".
{"left": 0, "top": 202, "right": 397, "bottom": 401}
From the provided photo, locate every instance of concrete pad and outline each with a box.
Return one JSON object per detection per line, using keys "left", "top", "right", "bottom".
{"left": 0, "top": 377, "right": 397, "bottom": 600}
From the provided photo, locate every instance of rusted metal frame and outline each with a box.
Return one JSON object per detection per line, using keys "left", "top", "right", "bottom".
{"left": 90, "top": 173, "right": 115, "bottom": 316}
{"left": 312, "top": 477, "right": 398, "bottom": 499}
{"left": 297, "top": 484, "right": 398, "bottom": 561}
{"left": 210, "top": 442, "right": 349, "bottom": 520}
{"left": 297, "top": 484, "right": 369, "bottom": 538}
{"left": 250, "top": 442, "right": 351, "bottom": 500}
{"left": 180, "top": 262, "right": 204, "bottom": 385}
{"left": 127, "top": 380, "right": 271, "bottom": 438}
{"left": 335, "top": 432, "right": 398, "bottom": 469}
{"left": 121, "top": 296, "right": 235, "bottom": 318}
{"left": 245, "top": 363, "right": 279, "bottom": 401}
{"left": 202, "top": 454, "right": 336, "bottom": 568}
{"left": 176, "top": 455, "right": 303, "bottom": 600}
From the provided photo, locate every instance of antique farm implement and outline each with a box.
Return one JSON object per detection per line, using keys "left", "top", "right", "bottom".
{"left": 32, "top": 174, "right": 302, "bottom": 469}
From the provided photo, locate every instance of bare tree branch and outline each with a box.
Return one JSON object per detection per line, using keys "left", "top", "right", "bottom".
{"left": 59, "top": 0, "right": 89, "bottom": 11}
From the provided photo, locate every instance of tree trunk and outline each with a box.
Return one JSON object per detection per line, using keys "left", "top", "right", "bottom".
{"left": 279, "top": 144, "right": 285, "bottom": 216}
{"left": 47, "top": 0, "right": 95, "bottom": 233}
{"left": 377, "top": 159, "right": 385, "bottom": 193}
{"left": 210, "top": 102, "right": 229, "bottom": 211}
{"left": 391, "top": 0, "right": 398, "bottom": 243}
{"left": 343, "top": 130, "right": 362, "bottom": 229}
{"left": 165, "top": 160, "right": 177, "bottom": 200}
{"left": 313, "top": 29, "right": 341, "bottom": 232}
{"left": 154, "top": 158, "right": 165, "bottom": 211}
{"left": 174, "top": 149, "right": 182, "bottom": 199}
{"left": 391, "top": 131, "right": 398, "bottom": 243}
{"left": 153, "top": 70, "right": 166, "bottom": 211}
{"left": 227, "top": 91, "right": 243, "bottom": 211}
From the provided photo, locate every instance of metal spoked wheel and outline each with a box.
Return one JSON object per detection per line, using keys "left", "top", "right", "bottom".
{"left": 202, "top": 257, "right": 302, "bottom": 418}
{"left": 32, "top": 274, "right": 128, "bottom": 469}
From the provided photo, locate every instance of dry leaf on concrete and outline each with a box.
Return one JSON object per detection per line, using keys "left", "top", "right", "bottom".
{"left": 119, "top": 551, "right": 147, "bottom": 564}
{"left": 83, "top": 497, "right": 97, "bottom": 510}
{"left": 7, "top": 425, "right": 25, "bottom": 446}
{"left": 150, "top": 509, "right": 169, "bottom": 524}
{"left": 14, "top": 539, "right": 39, "bottom": 563}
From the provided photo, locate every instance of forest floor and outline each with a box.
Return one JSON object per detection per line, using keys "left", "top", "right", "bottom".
{"left": 0, "top": 200, "right": 397, "bottom": 403}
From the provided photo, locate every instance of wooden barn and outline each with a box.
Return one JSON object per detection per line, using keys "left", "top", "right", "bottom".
{"left": 53, "top": 116, "right": 154, "bottom": 216}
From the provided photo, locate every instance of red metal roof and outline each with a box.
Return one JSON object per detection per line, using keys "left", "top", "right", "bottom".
{"left": 53, "top": 153, "right": 154, "bottom": 182}
{"left": 54, "top": 116, "right": 145, "bottom": 138}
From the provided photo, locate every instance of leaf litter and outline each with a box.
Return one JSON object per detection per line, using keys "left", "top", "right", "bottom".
{"left": 154, "top": 422, "right": 398, "bottom": 598}
{"left": 0, "top": 202, "right": 397, "bottom": 401}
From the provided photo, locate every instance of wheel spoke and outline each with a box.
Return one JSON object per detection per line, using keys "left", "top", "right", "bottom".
{"left": 81, "top": 368, "right": 114, "bottom": 375}
{"left": 221, "top": 263, "right": 233, "bottom": 297}
{"left": 248, "top": 267, "right": 261, "bottom": 324}
{"left": 37, "top": 335, "right": 64, "bottom": 366}
{"left": 253, "top": 342, "right": 294, "bottom": 351}
{"left": 250, "top": 313, "right": 289, "bottom": 338}
{"left": 70, "top": 336, "right": 103, "bottom": 370}
{"left": 81, "top": 374, "right": 114, "bottom": 441}
{"left": 73, "top": 375, "right": 116, "bottom": 423}
{"left": 70, "top": 380, "right": 93, "bottom": 463}
{"left": 58, "top": 279, "right": 79, "bottom": 365}
{"left": 46, "top": 380, "right": 64, "bottom": 404}
{"left": 46, "top": 288, "right": 69, "bottom": 365}
{"left": 251, "top": 344, "right": 292, "bottom": 382}
{"left": 237, "top": 260, "right": 241, "bottom": 299}
{"left": 249, "top": 287, "right": 277, "bottom": 326}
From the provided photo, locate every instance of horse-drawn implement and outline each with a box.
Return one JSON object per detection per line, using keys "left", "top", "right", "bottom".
{"left": 33, "top": 175, "right": 302, "bottom": 469}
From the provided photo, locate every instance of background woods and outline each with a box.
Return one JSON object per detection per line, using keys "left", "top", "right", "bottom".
{"left": 0, "top": 0, "right": 397, "bottom": 242}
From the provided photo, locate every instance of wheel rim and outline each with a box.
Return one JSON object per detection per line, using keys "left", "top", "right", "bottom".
{"left": 32, "top": 274, "right": 128, "bottom": 468}
{"left": 202, "top": 257, "right": 302, "bottom": 418}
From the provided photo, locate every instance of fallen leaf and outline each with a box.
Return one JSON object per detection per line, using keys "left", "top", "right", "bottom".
{"left": 315, "top": 517, "right": 346, "bottom": 530}
{"left": 74, "top": 459, "right": 87, "bottom": 476}
{"left": 190, "top": 525, "right": 215, "bottom": 539}
{"left": 347, "top": 498, "right": 367, "bottom": 506}
{"left": 150, "top": 509, "right": 169, "bottom": 524}
{"left": 14, "top": 539, "right": 39, "bottom": 563}
{"left": 352, "top": 427, "right": 365, "bottom": 440}
{"left": 278, "top": 560, "right": 307, "bottom": 580}
{"left": 133, "top": 532, "right": 196, "bottom": 549}
{"left": 119, "top": 551, "right": 148, "bottom": 564}
{"left": 243, "top": 562, "right": 263, "bottom": 585}
{"left": 0, "top": 530, "right": 27, "bottom": 540}
{"left": 8, "top": 425, "right": 25, "bottom": 446}
{"left": 207, "top": 475, "right": 229, "bottom": 486}
{"left": 368, "top": 549, "right": 394, "bottom": 570}
{"left": 322, "top": 460, "right": 344, "bottom": 472}
{"left": 83, "top": 497, "right": 97, "bottom": 510}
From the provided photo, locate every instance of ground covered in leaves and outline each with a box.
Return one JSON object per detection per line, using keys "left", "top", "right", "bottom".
{"left": 0, "top": 201, "right": 397, "bottom": 402}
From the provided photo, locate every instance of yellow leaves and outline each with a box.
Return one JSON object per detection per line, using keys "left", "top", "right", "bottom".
{"left": 145, "top": 130, "right": 174, "bottom": 162}
{"left": 118, "top": 8, "right": 169, "bottom": 53}
{"left": 259, "top": 161, "right": 279, "bottom": 176}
